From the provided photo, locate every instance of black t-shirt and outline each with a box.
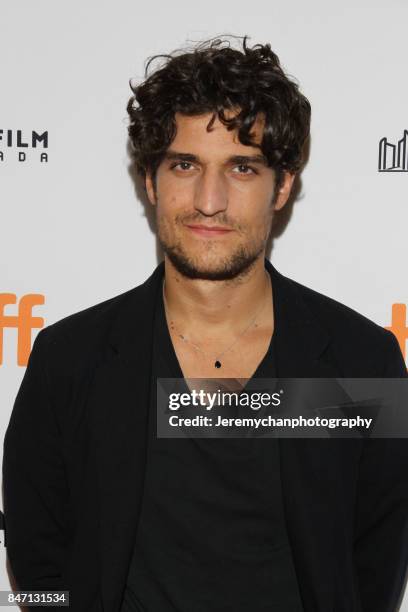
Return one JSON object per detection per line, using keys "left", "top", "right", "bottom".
{"left": 120, "top": 270, "right": 304, "bottom": 612}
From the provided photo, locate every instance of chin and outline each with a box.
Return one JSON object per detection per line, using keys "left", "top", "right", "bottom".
{"left": 165, "top": 247, "right": 262, "bottom": 281}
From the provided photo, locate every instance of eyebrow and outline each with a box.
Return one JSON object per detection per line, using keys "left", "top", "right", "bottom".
{"left": 164, "top": 150, "right": 269, "bottom": 166}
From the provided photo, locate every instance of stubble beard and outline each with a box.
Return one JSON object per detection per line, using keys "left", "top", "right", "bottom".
{"left": 156, "top": 215, "right": 272, "bottom": 281}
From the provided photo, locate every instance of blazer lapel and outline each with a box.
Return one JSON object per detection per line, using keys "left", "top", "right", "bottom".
{"left": 268, "top": 259, "right": 342, "bottom": 612}
{"left": 86, "top": 262, "right": 165, "bottom": 612}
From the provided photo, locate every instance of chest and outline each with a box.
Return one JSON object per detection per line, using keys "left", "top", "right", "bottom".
{"left": 169, "top": 325, "right": 275, "bottom": 379}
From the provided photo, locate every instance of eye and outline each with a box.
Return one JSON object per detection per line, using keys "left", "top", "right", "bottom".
{"left": 232, "top": 164, "right": 257, "bottom": 175}
{"left": 171, "top": 161, "right": 194, "bottom": 171}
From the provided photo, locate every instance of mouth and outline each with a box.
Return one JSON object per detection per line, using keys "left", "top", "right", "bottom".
{"left": 185, "top": 224, "right": 234, "bottom": 237}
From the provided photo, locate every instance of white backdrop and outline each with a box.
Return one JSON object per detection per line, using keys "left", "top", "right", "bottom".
{"left": 1, "top": 0, "right": 407, "bottom": 609}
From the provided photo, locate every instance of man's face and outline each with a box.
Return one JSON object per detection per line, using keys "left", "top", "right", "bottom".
{"left": 145, "top": 111, "right": 294, "bottom": 280}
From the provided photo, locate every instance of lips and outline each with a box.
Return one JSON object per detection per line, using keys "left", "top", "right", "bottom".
{"left": 185, "top": 224, "right": 233, "bottom": 235}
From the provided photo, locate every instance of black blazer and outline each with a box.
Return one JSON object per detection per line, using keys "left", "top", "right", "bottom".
{"left": 3, "top": 259, "right": 408, "bottom": 612}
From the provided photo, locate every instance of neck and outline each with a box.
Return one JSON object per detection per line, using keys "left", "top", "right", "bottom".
{"left": 162, "top": 254, "right": 272, "bottom": 336}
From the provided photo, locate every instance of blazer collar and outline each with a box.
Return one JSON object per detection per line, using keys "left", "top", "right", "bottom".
{"left": 107, "top": 257, "right": 333, "bottom": 376}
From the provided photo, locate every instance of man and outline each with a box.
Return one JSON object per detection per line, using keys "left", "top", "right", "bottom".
{"left": 3, "top": 36, "right": 408, "bottom": 612}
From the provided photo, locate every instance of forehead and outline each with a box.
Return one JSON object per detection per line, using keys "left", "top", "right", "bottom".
{"left": 170, "top": 112, "right": 265, "bottom": 154}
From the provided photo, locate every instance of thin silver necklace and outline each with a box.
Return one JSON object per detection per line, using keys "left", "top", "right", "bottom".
{"left": 162, "top": 272, "right": 271, "bottom": 369}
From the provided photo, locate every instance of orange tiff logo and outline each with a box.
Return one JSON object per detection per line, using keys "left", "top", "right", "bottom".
{"left": 385, "top": 303, "right": 407, "bottom": 363}
{"left": 0, "top": 295, "right": 407, "bottom": 368}
{"left": 0, "top": 294, "right": 44, "bottom": 366}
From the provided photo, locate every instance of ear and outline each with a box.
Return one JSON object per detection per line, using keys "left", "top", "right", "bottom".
{"left": 273, "top": 171, "right": 296, "bottom": 211}
{"left": 145, "top": 172, "right": 157, "bottom": 206}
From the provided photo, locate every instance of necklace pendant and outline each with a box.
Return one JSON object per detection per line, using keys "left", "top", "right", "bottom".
{"left": 214, "top": 360, "right": 222, "bottom": 369}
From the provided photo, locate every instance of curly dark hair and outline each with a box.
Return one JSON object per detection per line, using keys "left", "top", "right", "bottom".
{"left": 127, "top": 35, "right": 311, "bottom": 191}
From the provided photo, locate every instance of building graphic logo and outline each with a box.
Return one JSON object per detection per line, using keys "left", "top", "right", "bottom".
{"left": 378, "top": 130, "right": 408, "bottom": 172}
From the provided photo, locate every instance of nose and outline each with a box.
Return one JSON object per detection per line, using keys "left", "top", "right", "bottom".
{"left": 193, "top": 167, "right": 228, "bottom": 216}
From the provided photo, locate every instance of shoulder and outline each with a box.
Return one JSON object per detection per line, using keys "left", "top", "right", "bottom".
{"left": 32, "top": 281, "right": 146, "bottom": 376}
{"left": 290, "top": 275, "right": 386, "bottom": 337}
{"left": 42, "top": 261, "right": 165, "bottom": 352}
{"left": 44, "top": 284, "right": 139, "bottom": 338}
{"left": 283, "top": 274, "right": 406, "bottom": 377}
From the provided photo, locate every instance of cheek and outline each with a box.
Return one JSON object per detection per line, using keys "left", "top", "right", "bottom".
{"left": 155, "top": 193, "right": 191, "bottom": 231}
{"left": 229, "top": 176, "right": 274, "bottom": 204}
{"left": 157, "top": 175, "right": 194, "bottom": 210}
{"left": 228, "top": 182, "right": 274, "bottom": 222}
